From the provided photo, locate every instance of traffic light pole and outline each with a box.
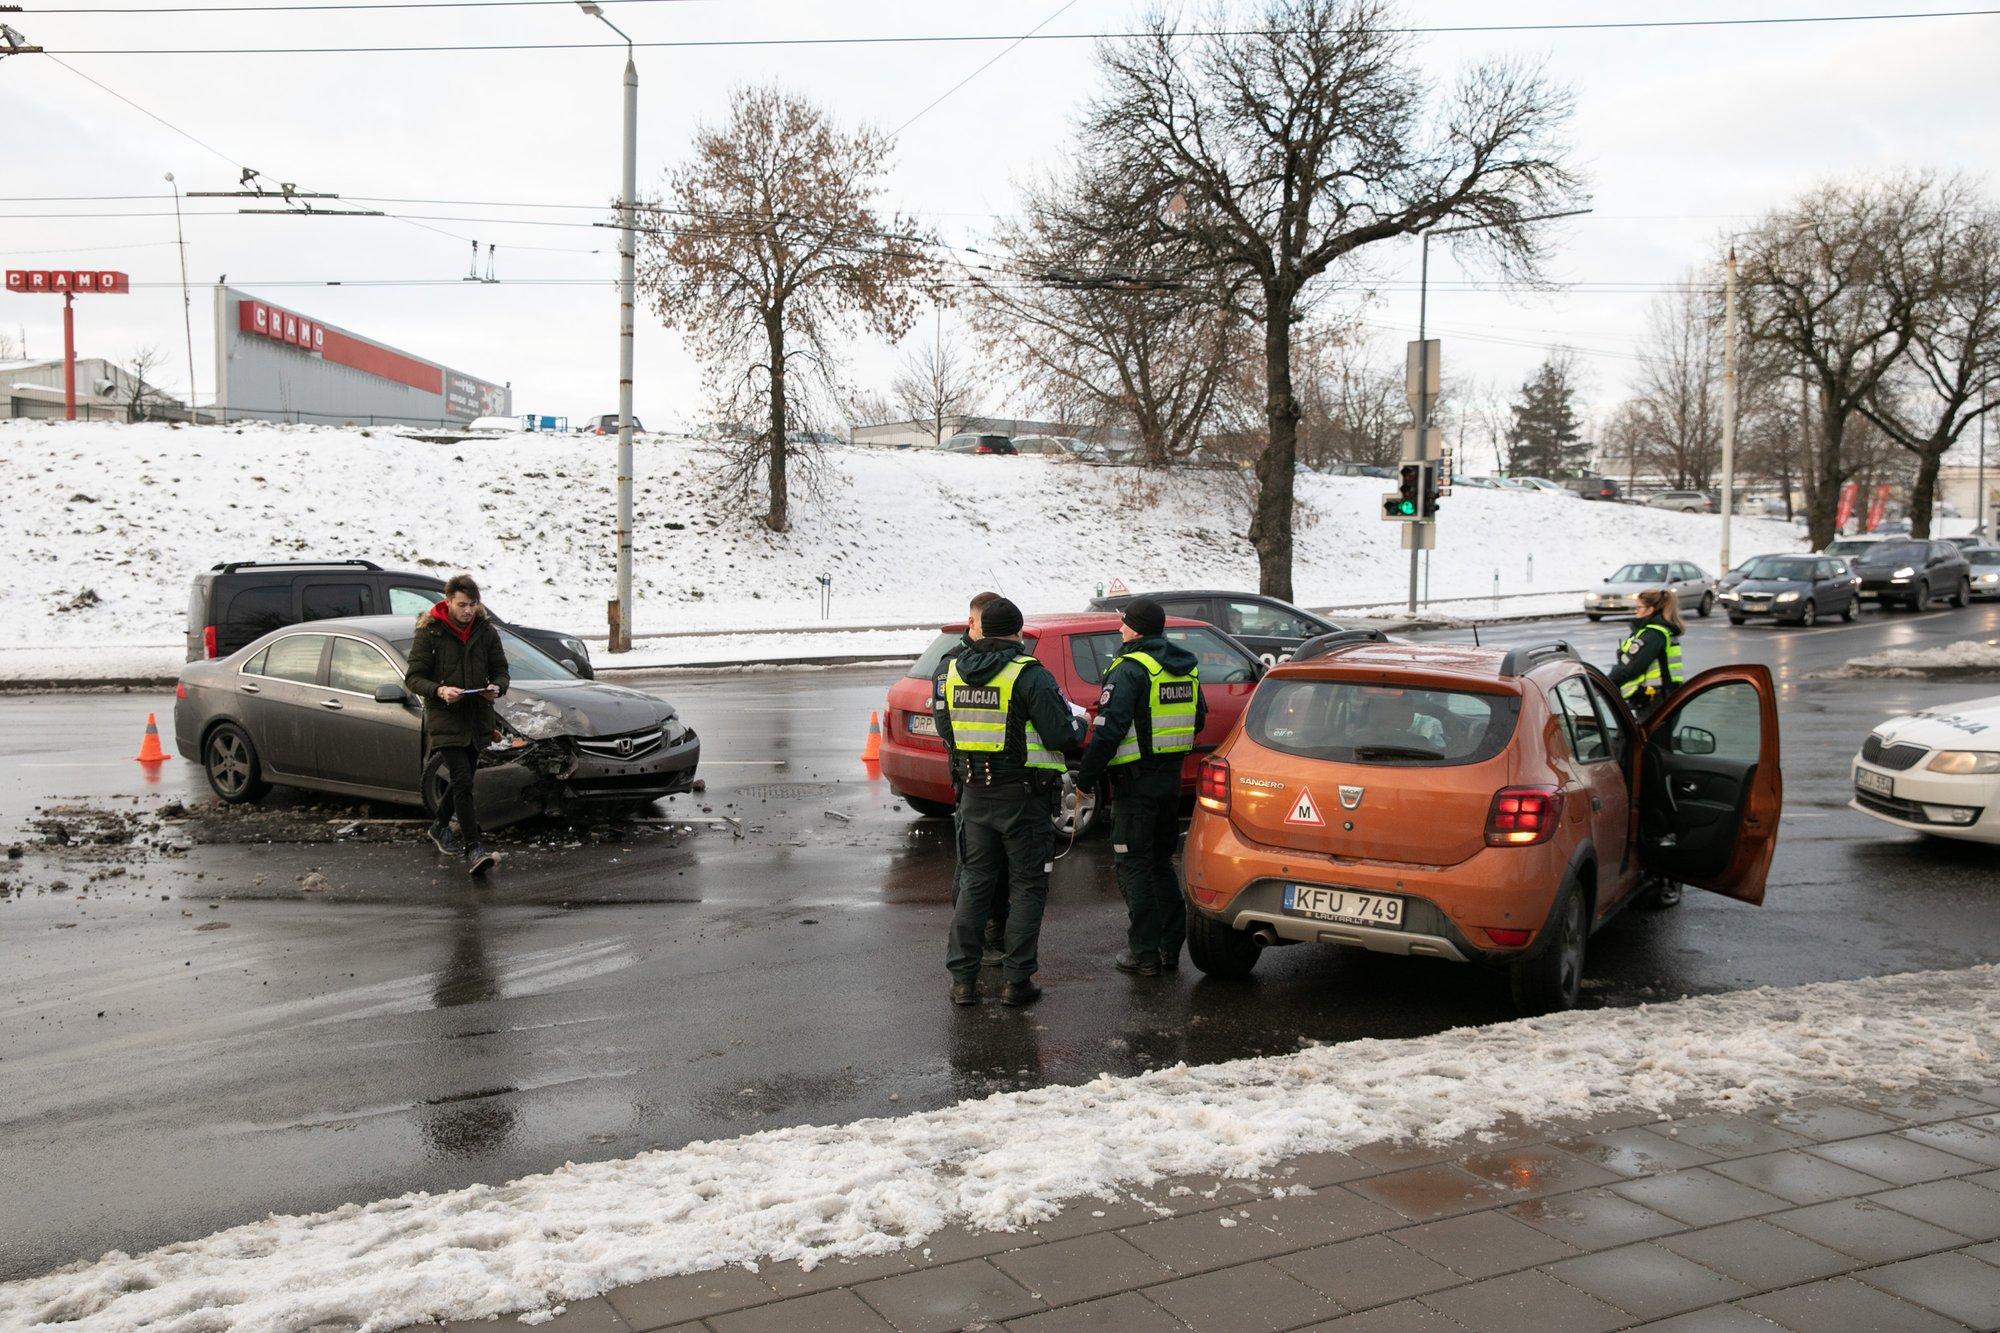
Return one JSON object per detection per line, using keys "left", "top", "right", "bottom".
{"left": 1408, "top": 235, "right": 1431, "bottom": 615}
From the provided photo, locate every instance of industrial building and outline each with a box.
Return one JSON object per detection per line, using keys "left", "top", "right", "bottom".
{"left": 1, "top": 357, "right": 185, "bottom": 421}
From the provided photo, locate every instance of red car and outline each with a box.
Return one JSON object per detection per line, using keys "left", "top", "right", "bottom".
{"left": 880, "top": 613, "right": 1264, "bottom": 833}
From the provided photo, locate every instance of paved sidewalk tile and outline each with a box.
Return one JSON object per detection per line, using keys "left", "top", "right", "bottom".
{"left": 708, "top": 1288, "right": 893, "bottom": 1333}
{"left": 853, "top": 1257, "right": 1044, "bottom": 1332}
{"left": 1805, "top": 1132, "right": 1987, "bottom": 1185}
{"left": 1747, "top": 1100, "right": 1904, "bottom": 1143}
{"left": 1254, "top": 1188, "right": 1405, "bottom": 1247}
{"left": 1350, "top": 1140, "right": 1451, "bottom": 1171}
{"left": 603, "top": 1268, "right": 776, "bottom": 1329}
{"left": 1506, "top": 1189, "right": 1681, "bottom": 1252}
{"left": 441, "top": 1297, "right": 635, "bottom": 1333}
{"left": 1306, "top": 1300, "right": 1469, "bottom": 1331}
{"left": 1846, "top": 1089, "right": 1998, "bottom": 1126}
{"left": 1767, "top": 1197, "right": 1970, "bottom": 1263}
{"left": 1348, "top": 1164, "right": 1513, "bottom": 1222}
{"left": 1274, "top": 1234, "right": 1459, "bottom": 1310}
{"left": 1630, "top": 1306, "right": 1783, "bottom": 1331}
{"left": 1280, "top": 1151, "right": 1381, "bottom": 1188}
{"left": 1117, "top": 1208, "right": 1294, "bottom": 1273}
{"left": 1655, "top": 1218, "right": 1852, "bottom": 1288}
{"left": 1641, "top": 1113, "right": 1810, "bottom": 1159}
{"left": 1004, "top": 1291, "right": 1186, "bottom": 1332}
{"left": 1872, "top": 1178, "right": 2000, "bottom": 1240}
{"left": 1738, "top": 1274, "right": 1969, "bottom": 1331}
{"left": 1704, "top": 1149, "right": 1889, "bottom": 1205}
{"left": 1457, "top": 1144, "right": 1621, "bottom": 1200}
{"left": 1555, "top": 1127, "right": 1719, "bottom": 1179}
{"left": 1857, "top": 1250, "right": 2000, "bottom": 1329}
{"left": 1142, "top": 1261, "right": 1342, "bottom": 1331}
{"left": 1420, "top": 1268, "right": 1626, "bottom": 1333}
{"left": 1391, "top": 1210, "right": 1578, "bottom": 1279}
{"left": 1547, "top": 1243, "right": 1752, "bottom": 1320}
{"left": 761, "top": 1252, "right": 914, "bottom": 1297}
{"left": 1610, "top": 1168, "right": 1787, "bottom": 1226}
{"left": 1904, "top": 1120, "right": 2000, "bottom": 1169}
{"left": 991, "top": 1232, "right": 1174, "bottom": 1306}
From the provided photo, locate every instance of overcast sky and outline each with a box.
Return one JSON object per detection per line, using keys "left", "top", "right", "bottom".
{"left": 4, "top": 0, "right": 1996, "bottom": 455}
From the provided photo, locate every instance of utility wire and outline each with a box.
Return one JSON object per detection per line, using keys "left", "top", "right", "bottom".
{"left": 41, "top": 53, "right": 240, "bottom": 168}
{"left": 888, "top": 0, "right": 1082, "bottom": 140}
{"left": 33, "top": 10, "right": 2000, "bottom": 56}
{"left": 33, "top": 0, "right": 713, "bottom": 11}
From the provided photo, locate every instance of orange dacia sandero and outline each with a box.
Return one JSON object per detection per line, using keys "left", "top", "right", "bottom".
{"left": 1182, "top": 632, "right": 1782, "bottom": 1013}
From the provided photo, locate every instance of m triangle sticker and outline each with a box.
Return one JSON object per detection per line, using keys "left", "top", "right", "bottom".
{"left": 1286, "top": 786, "right": 1325, "bottom": 826}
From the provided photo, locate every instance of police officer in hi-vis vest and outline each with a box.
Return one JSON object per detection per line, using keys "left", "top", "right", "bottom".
{"left": 935, "top": 596, "right": 1086, "bottom": 1007}
{"left": 1074, "top": 598, "right": 1207, "bottom": 976}
{"left": 1606, "top": 586, "right": 1685, "bottom": 720}
{"left": 934, "top": 590, "right": 1011, "bottom": 962}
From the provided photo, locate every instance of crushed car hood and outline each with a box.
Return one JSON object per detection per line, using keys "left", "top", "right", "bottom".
{"left": 497, "top": 681, "right": 678, "bottom": 739}
{"left": 1869, "top": 696, "right": 2000, "bottom": 751}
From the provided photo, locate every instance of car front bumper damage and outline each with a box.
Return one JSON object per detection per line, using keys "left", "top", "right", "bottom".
{"left": 475, "top": 726, "right": 701, "bottom": 823}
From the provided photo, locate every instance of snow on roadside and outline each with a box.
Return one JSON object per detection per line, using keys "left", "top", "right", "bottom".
{"left": 1822, "top": 639, "right": 2000, "bottom": 678}
{"left": 1, "top": 421, "right": 1803, "bottom": 652}
{"left": 6, "top": 965, "right": 1994, "bottom": 1333}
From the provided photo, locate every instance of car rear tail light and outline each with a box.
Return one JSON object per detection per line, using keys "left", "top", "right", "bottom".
{"left": 202, "top": 625, "right": 218, "bottom": 659}
{"left": 1197, "top": 756, "right": 1230, "bottom": 812}
{"left": 1485, "top": 927, "right": 1531, "bottom": 947}
{"left": 175, "top": 682, "right": 187, "bottom": 700}
{"left": 1485, "top": 785, "right": 1563, "bottom": 846}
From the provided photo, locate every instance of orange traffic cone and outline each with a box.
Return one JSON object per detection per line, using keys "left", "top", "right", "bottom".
{"left": 860, "top": 710, "right": 883, "bottom": 762}
{"left": 135, "top": 712, "right": 171, "bottom": 763}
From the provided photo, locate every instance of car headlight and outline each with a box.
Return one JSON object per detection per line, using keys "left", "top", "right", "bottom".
{"left": 1720, "top": 591, "right": 1739, "bottom": 601}
{"left": 1776, "top": 592, "right": 1800, "bottom": 603}
{"left": 1892, "top": 566, "right": 1916, "bottom": 579}
{"left": 1928, "top": 751, "right": 2000, "bottom": 774}
{"left": 1979, "top": 574, "right": 1999, "bottom": 584}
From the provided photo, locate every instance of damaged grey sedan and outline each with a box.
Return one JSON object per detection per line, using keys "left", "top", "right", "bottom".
{"left": 173, "top": 615, "right": 699, "bottom": 825}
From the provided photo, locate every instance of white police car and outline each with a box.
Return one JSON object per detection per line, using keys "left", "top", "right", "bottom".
{"left": 1850, "top": 695, "right": 2000, "bottom": 844}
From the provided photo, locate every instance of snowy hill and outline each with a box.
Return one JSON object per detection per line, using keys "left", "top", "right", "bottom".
{"left": 0, "top": 421, "right": 1806, "bottom": 651}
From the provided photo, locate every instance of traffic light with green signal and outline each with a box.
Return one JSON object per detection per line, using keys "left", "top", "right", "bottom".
{"left": 1382, "top": 461, "right": 1428, "bottom": 521}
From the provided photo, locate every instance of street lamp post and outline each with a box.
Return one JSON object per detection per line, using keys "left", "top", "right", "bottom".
{"left": 580, "top": 0, "right": 638, "bottom": 652}
{"left": 165, "top": 173, "right": 197, "bottom": 421}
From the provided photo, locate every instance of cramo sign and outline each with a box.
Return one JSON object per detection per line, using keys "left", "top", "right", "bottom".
{"left": 5, "top": 270, "right": 130, "bottom": 294}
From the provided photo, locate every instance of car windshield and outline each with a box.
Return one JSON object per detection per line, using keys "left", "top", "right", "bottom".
{"left": 1248, "top": 680, "right": 1520, "bottom": 767}
{"left": 1861, "top": 540, "right": 1928, "bottom": 564}
{"left": 1824, "top": 540, "right": 1874, "bottom": 556}
{"left": 1608, "top": 563, "right": 1670, "bottom": 584}
{"left": 1970, "top": 549, "right": 2000, "bottom": 566}
{"left": 1072, "top": 627, "right": 1259, "bottom": 685}
{"left": 1744, "top": 557, "right": 1817, "bottom": 580}
{"left": 386, "top": 627, "right": 575, "bottom": 681}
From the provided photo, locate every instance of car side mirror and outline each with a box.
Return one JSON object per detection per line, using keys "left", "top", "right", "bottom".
{"left": 374, "top": 682, "right": 408, "bottom": 704}
{"left": 561, "top": 658, "right": 581, "bottom": 676}
{"left": 1675, "top": 726, "right": 1717, "bottom": 756}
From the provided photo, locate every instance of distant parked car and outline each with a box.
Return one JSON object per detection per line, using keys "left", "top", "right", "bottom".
{"left": 1087, "top": 589, "right": 1343, "bottom": 666}
{"left": 1852, "top": 538, "right": 1973, "bottom": 610}
{"left": 1647, "top": 490, "right": 1715, "bottom": 513}
{"left": 1012, "top": 434, "right": 1095, "bottom": 459}
{"left": 1567, "top": 474, "right": 1622, "bottom": 502}
{"left": 1584, "top": 560, "right": 1716, "bottom": 621}
{"left": 1453, "top": 475, "right": 1502, "bottom": 489}
{"left": 185, "top": 560, "right": 593, "bottom": 678}
{"left": 586, "top": 414, "right": 646, "bottom": 435}
{"left": 1967, "top": 547, "right": 2000, "bottom": 599}
{"left": 1720, "top": 554, "right": 1859, "bottom": 626}
{"left": 1511, "top": 477, "right": 1570, "bottom": 496}
{"left": 1330, "top": 463, "right": 1395, "bottom": 479}
{"left": 941, "top": 433, "right": 1017, "bottom": 455}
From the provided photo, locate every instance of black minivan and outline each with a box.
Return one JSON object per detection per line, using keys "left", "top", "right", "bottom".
{"left": 185, "top": 560, "right": 594, "bottom": 677}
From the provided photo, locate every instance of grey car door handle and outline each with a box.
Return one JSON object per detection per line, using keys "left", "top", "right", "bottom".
{"left": 1591, "top": 796, "right": 1603, "bottom": 811}
{"left": 239, "top": 683, "right": 260, "bottom": 694}
{"left": 319, "top": 699, "right": 344, "bottom": 710}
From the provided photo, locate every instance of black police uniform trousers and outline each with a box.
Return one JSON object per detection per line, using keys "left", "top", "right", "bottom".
{"left": 1109, "top": 759, "right": 1185, "bottom": 961}
{"left": 947, "top": 777, "right": 1058, "bottom": 984}
{"left": 950, "top": 774, "right": 1008, "bottom": 939}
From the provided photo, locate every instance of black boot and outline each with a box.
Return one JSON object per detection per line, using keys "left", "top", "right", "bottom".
{"left": 1115, "top": 949, "right": 1161, "bottom": 977}
{"left": 1000, "top": 979, "right": 1042, "bottom": 1007}
{"left": 950, "top": 980, "right": 980, "bottom": 1006}
{"left": 465, "top": 844, "right": 496, "bottom": 877}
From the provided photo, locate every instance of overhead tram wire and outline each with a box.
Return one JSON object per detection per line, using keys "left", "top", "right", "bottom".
{"left": 28, "top": 9, "right": 2000, "bottom": 55}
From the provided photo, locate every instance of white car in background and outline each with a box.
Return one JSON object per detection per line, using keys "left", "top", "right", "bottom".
{"left": 1851, "top": 697, "right": 2000, "bottom": 844}
{"left": 1584, "top": 559, "right": 1717, "bottom": 621}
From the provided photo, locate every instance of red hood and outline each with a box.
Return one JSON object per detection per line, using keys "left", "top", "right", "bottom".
{"left": 430, "top": 600, "right": 475, "bottom": 643}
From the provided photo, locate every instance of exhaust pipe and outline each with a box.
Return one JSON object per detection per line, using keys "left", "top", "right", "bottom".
{"left": 1249, "top": 925, "right": 1279, "bottom": 947}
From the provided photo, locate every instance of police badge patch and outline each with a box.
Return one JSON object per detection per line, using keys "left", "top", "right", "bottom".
{"left": 1098, "top": 685, "right": 1113, "bottom": 707}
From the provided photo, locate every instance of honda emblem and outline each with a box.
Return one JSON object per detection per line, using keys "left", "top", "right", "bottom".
{"left": 615, "top": 737, "right": 634, "bottom": 757}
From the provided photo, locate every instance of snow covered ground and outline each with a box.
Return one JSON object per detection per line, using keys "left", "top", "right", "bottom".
{"left": 4, "top": 964, "right": 1993, "bottom": 1333}
{"left": 1, "top": 421, "right": 1803, "bottom": 662}
{"left": 1826, "top": 639, "right": 2000, "bottom": 678}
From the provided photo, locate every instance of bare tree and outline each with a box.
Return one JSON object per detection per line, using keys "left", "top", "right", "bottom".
{"left": 1072, "top": 0, "right": 1581, "bottom": 597}
{"left": 1861, "top": 205, "right": 2000, "bottom": 536}
{"left": 971, "top": 168, "right": 1242, "bottom": 467}
{"left": 1736, "top": 174, "right": 1961, "bottom": 548}
{"left": 0, "top": 327, "right": 19, "bottom": 360}
{"left": 125, "top": 344, "right": 167, "bottom": 422}
{"left": 639, "top": 85, "right": 935, "bottom": 530}
{"left": 891, "top": 322, "right": 984, "bottom": 445}
{"left": 1620, "top": 278, "right": 1724, "bottom": 488}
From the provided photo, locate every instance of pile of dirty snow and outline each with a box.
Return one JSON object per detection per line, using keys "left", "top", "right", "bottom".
{"left": 0, "top": 421, "right": 1804, "bottom": 657}
{"left": 1824, "top": 639, "right": 2000, "bottom": 678}
{"left": 2, "top": 965, "right": 1992, "bottom": 1332}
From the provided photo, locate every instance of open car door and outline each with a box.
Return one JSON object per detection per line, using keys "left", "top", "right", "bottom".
{"left": 1635, "top": 665, "right": 1782, "bottom": 905}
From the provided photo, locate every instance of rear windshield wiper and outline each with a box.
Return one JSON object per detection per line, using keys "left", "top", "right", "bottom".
{"left": 1352, "top": 745, "right": 1444, "bottom": 762}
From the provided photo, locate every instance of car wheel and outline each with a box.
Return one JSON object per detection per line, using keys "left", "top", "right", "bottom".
{"left": 1585, "top": 613, "right": 1602, "bottom": 622}
{"left": 1054, "top": 779, "right": 1108, "bottom": 839}
{"left": 1728, "top": 614, "right": 1747, "bottom": 626}
{"left": 1697, "top": 592, "right": 1714, "bottom": 618}
{"left": 420, "top": 752, "right": 455, "bottom": 818}
{"left": 1913, "top": 581, "right": 1930, "bottom": 610}
{"left": 905, "top": 796, "right": 955, "bottom": 818}
{"left": 1186, "top": 909, "right": 1262, "bottom": 978}
{"left": 204, "top": 722, "right": 270, "bottom": 804}
{"left": 1509, "top": 884, "right": 1586, "bottom": 1015}
{"left": 1797, "top": 599, "right": 1817, "bottom": 627}
{"left": 1841, "top": 599, "right": 1857, "bottom": 622}
{"left": 1952, "top": 578, "right": 1971, "bottom": 609}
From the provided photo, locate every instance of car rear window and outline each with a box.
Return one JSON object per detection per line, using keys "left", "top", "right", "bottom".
{"left": 1247, "top": 678, "right": 1519, "bottom": 766}
{"left": 907, "top": 632, "right": 963, "bottom": 681}
{"left": 1865, "top": 541, "right": 1927, "bottom": 563}
{"left": 1071, "top": 627, "right": 1259, "bottom": 685}
{"left": 224, "top": 585, "right": 291, "bottom": 636}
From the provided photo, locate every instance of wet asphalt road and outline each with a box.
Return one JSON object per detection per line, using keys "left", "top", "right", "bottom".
{"left": 3, "top": 601, "right": 1999, "bottom": 1279}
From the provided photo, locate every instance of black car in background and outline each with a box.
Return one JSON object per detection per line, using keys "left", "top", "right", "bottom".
{"left": 185, "top": 560, "right": 595, "bottom": 677}
{"left": 1720, "top": 554, "right": 1859, "bottom": 626}
{"left": 1085, "top": 589, "right": 1341, "bottom": 665}
{"left": 1850, "top": 539, "right": 1974, "bottom": 610}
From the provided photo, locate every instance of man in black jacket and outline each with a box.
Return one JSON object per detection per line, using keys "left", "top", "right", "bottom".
{"left": 935, "top": 597, "right": 1086, "bottom": 1006}
{"left": 1075, "top": 598, "right": 1206, "bottom": 975}
{"left": 404, "top": 573, "right": 510, "bottom": 876}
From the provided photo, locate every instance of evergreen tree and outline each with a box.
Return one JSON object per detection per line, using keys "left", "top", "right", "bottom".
{"left": 1506, "top": 354, "right": 1590, "bottom": 477}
